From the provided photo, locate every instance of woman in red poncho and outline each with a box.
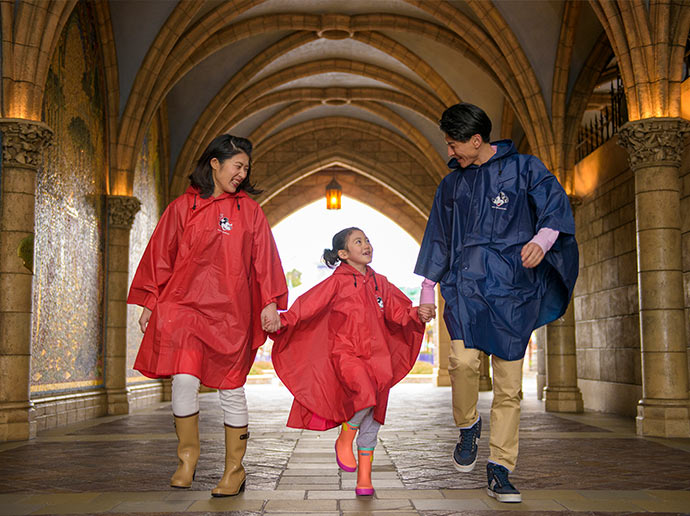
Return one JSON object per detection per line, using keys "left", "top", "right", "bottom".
{"left": 128, "top": 134, "right": 287, "bottom": 497}
{"left": 271, "top": 227, "right": 431, "bottom": 496}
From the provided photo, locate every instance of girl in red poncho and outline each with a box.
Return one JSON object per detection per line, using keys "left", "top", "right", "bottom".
{"left": 271, "top": 227, "right": 431, "bottom": 496}
{"left": 128, "top": 134, "right": 287, "bottom": 497}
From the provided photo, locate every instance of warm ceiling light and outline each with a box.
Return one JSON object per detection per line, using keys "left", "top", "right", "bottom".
{"left": 325, "top": 177, "right": 342, "bottom": 210}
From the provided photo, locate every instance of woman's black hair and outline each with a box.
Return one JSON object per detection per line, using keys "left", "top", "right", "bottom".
{"left": 439, "top": 102, "right": 492, "bottom": 143}
{"left": 188, "top": 134, "right": 262, "bottom": 198}
{"left": 322, "top": 227, "right": 362, "bottom": 268}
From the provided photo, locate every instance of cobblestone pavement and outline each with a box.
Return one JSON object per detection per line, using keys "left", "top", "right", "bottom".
{"left": 1, "top": 380, "right": 689, "bottom": 515}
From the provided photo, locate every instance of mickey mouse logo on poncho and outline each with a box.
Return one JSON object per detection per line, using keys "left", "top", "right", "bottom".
{"left": 491, "top": 191, "right": 509, "bottom": 210}
{"left": 219, "top": 214, "right": 232, "bottom": 232}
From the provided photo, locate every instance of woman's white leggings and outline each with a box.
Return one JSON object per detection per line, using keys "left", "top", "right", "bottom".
{"left": 171, "top": 373, "right": 249, "bottom": 427}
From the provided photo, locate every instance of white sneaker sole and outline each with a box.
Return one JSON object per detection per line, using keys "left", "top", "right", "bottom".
{"left": 452, "top": 455, "right": 477, "bottom": 472}
{"left": 487, "top": 487, "right": 522, "bottom": 503}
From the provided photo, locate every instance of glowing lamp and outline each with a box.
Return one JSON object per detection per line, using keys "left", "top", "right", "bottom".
{"left": 325, "top": 177, "right": 342, "bottom": 210}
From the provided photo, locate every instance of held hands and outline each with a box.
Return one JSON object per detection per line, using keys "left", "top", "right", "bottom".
{"left": 418, "top": 303, "right": 436, "bottom": 323}
{"left": 261, "top": 302, "right": 281, "bottom": 333}
{"left": 139, "top": 307, "right": 152, "bottom": 333}
{"left": 521, "top": 242, "right": 545, "bottom": 269}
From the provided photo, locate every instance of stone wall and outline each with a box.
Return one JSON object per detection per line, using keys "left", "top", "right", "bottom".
{"left": 573, "top": 138, "right": 641, "bottom": 416}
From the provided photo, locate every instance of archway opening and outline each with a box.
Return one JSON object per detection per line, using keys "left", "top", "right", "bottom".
{"left": 254, "top": 196, "right": 435, "bottom": 377}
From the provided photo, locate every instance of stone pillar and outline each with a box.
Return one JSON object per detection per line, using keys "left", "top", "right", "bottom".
{"left": 544, "top": 301, "right": 584, "bottom": 412}
{"left": 433, "top": 288, "right": 451, "bottom": 387}
{"left": 535, "top": 326, "right": 546, "bottom": 400}
{"left": 105, "top": 195, "right": 141, "bottom": 415}
{"left": 543, "top": 196, "right": 584, "bottom": 412}
{"left": 479, "top": 353, "right": 492, "bottom": 391}
{"left": 617, "top": 118, "right": 690, "bottom": 437}
{"left": 0, "top": 119, "right": 52, "bottom": 441}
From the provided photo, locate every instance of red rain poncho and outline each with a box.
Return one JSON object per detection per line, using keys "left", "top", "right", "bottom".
{"left": 272, "top": 263, "right": 424, "bottom": 430}
{"left": 128, "top": 186, "right": 288, "bottom": 389}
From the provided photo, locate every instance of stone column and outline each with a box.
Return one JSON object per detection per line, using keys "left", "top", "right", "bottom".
{"left": 543, "top": 196, "right": 584, "bottom": 412}
{"left": 0, "top": 119, "right": 52, "bottom": 441}
{"left": 543, "top": 301, "right": 584, "bottom": 412}
{"left": 433, "top": 288, "right": 451, "bottom": 387}
{"left": 479, "top": 353, "right": 492, "bottom": 391}
{"left": 105, "top": 195, "right": 141, "bottom": 415}
{"left": 535, "top": 327, "right": 546, "bottom": 400}
{"left": 617, "top": 118, "right": 690, "bottom": 437}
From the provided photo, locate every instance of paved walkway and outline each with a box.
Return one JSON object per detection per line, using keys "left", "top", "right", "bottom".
{"left": 1, "top": 379, "right": 690, "bottom": 515}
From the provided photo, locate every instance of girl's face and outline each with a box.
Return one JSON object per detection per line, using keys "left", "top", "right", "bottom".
{"left": 338, "top": 230, "right": 373, "bottom": 271}
{"left": 211, "top": 152, "right": 249, "bottom": 197}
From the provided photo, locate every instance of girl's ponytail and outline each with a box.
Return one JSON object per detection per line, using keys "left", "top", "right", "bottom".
{"left": 322, "top": 248, "right": 340, "bottom": 268}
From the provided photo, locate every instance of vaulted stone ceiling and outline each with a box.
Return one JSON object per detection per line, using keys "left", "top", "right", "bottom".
{"left": 107, "top": 0, "right": 609, "bottom": 229}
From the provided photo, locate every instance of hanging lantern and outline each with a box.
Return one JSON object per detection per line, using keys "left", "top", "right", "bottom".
{"left": 325, "top": 177, "right": 342, "bottom": 210}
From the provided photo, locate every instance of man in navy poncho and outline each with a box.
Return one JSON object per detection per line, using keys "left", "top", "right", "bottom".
{"left": 415, "top": 103, "right": 578, "bottom": 503}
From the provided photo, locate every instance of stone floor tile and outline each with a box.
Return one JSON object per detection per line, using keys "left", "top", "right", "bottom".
{"left": 265, "top": 513, "right": 338, "bottom": 516}
{"left": 164, "top": 490, "right": 218, "bottom": 500}
{"left": 307, "top": 489, "right": 358, "bottom": 499}
{"left": 276, "top": 484, "right": 340, "bottom": 490}
{"left": 342, "top": 512, "right": 421, "bottom": 516}
{"left": 0, "top": 503, "right": 43, "bottom": 516}
{"left": 647, "top": 490, "right": 690, "bottom": 501}
{"left": 575, "top": 489, "right": 659, "bottom": 500}
{"left": 29, "top": 498, "right": 122, "bottom": 514}
{"left": 634, "top": 499, "right": 690, "bottom": 512}
{"left": 186, "top": 497, "right": 264, "bottom": 512}
{"left": 109, "top": 499, "right": 194, "bottom": 513}
{"left": 556, "top": 497, "right": 647, "bottom": 512}
{"left": 413, "top": 498, "right": 490, "bottom": 510}
{"left": 237, "top": 489, "right": 306, "bottom": 500}
{"left": 282, "top": 468, "right": 338, "bottom": 476}
{"left": 20, "top": 493, "right": 100, "bottom": 505}
{"left": 519, "top": 489, "right": 587, "bottom": 500}
{"left": 264, "top": 499, "right": 337, "bottom": 511}
{"left": 482, "top": 498, "right": 567, "bottom": 511}
{"left": 439, "top": 489, "right": 488, "bottom": 499}
{"left": 279, "top": 476, "right": 340, "bottom": 484}
{"left": 92, "top": 491, "right": 172, "bottom": 503}
{"left": 342, "top": 479, "right": 405, "bottom": 489}
{"left": 340, "top": 498, "right": 415, "bottom": 511}
{"left": 375, "top": 489, "right": 444, "bottom": 499}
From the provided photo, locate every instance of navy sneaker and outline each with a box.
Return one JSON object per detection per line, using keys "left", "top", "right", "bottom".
{"left": 452, "top": 417, "right": 481, "bottom": 472}
{"left": 486, "top": 462, "right": 522, "bottom": 503}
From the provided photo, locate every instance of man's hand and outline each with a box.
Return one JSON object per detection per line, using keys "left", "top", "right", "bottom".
{"left": 139, "top": 307, "right": 152, "bottom": 333}
{"left": 261, "top": 302, "right": 281, "bottom": 333}
{"left": 418, "top": 303, "right": 436, "bottom": 323}
{"left": 521, "top": 242, "right": 545, "bottom": 268}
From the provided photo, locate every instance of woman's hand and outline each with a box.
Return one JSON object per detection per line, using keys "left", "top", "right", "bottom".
{"left": 418, "top": 303, "right": 436, "bottom": 323}
{"left": 139, "top": 307, "right": 152, "bottom": 333}
{"left": 521, "top": 242, "right": 545, "bottom": 268}
{"left": 261, "top": 302, "right": 281, "bottom": 333}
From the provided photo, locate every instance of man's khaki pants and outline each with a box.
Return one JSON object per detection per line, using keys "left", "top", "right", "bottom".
{"left": 448, "top": 339, "right": 523, "bottom": 471}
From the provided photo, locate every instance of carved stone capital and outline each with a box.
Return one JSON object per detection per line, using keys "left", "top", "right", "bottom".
{"left": 0, "top": 119, "right": 53, "bottom": 169}
{"left": 617, "top": 118, "right": 690, "bottom": 169}
{"left": 107, "top": 195, "right": 141, "bottom": 228}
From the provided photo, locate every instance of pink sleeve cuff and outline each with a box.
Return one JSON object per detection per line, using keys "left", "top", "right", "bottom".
{"left": 529, "top": 227, "right": 559, "bottom": 254}
{"left": 420, "top": 278, "right": 436, "bottom": 305}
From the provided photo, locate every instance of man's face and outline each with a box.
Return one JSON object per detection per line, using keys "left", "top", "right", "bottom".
{"left": 445, "top": 135, "right": 482, "bottom": 167}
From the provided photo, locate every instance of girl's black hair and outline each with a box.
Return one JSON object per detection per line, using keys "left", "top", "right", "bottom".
{"left": 322, "top": 227, "right": 362, "bottom": 268}
{"left": 188, "top": 134, "right": 262, "bottom": 198}
{"left": 439, "top": 102, "right": 492, "bottom": 143}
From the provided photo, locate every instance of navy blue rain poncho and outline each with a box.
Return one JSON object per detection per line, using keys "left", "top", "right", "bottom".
{"left": 415, "top": 140, "right": 579, "bottom": 361}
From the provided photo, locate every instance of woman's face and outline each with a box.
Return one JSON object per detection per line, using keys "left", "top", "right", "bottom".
{"left": 211, "top": 152, "right": 249, "bottom": 196}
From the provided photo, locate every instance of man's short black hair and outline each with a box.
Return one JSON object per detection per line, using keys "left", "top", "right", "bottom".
{"left": 439, "top": 103, "right": 492, "bottom": 143}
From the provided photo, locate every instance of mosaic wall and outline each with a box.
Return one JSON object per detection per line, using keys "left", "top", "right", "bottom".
{"left": 32, "top": 2, "right": 108, "bottom": 394}
{"left": 127, "top": 116, "right": 166, "bottom": 381}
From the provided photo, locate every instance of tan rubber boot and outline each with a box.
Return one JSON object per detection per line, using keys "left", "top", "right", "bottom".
{"left": 355, "top": 448, "right": 375, "bottom": 496}
{"left": 211, "top": 425, "right": 249, "bottom": 497}
{"left": 170, "top": 413, "right": 200, "bottom": 488}
{"left": 335, "top": 422, "right": 358, "bottom": 472}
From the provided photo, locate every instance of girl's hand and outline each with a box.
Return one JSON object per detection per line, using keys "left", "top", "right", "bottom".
{"left": 139, "top": 307, "right": 152, "bottom": 333}
{"left": 521, "top": 242, "right": 544, "bottom": 268}
{"left": 418, "top": 304, "right": 436, "bottom": 323}
{"left": 261, "top": 303, "right": 281, "bottom": 333}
